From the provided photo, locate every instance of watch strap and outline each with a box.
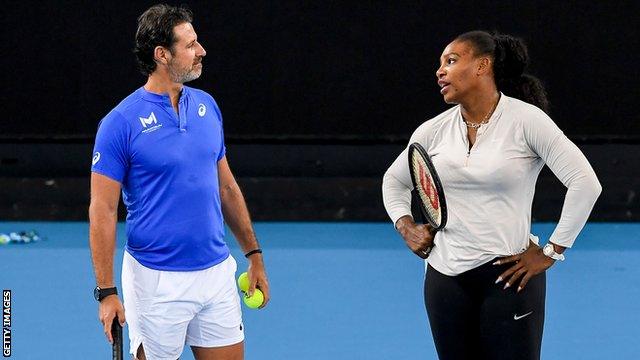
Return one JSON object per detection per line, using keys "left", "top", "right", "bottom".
{"left": 95, "top": 286, "right": 118, "bottom": 302}
{"left": 543, "top": 243, "right": 565, "bottom": 261}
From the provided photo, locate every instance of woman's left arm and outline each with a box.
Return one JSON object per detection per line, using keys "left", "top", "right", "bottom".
{"left": 496, "top": 107, "right": 602, "bottom": 291}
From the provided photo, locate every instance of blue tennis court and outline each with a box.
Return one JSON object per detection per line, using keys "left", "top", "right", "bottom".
{"left": 1, "top": 222, "right": 638, "bottom": 359}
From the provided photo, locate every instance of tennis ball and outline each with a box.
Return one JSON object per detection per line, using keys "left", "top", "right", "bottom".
{"left": 243, "top": 288, "right": 264, "bottom": 309}
{"left": 237, "top": 272, "right": 249, "bottom": 293}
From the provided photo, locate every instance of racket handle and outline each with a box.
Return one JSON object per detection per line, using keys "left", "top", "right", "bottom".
{"left": 111, "top": 317, "right": 123, "bottom": 360}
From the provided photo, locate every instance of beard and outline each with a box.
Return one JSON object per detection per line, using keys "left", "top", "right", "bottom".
{"left": 168, "top": 60, "right": 203, "bottom": 83}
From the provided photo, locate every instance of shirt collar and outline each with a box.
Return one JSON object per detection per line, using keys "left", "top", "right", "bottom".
{"left": 455, "top": 92, "right": 508, "bottom": 128}
{"left": 138, "top": 86, "right": 190, "bottom": 104}
{"left": 492, "top": 92, "right": 507, "bottom": 120}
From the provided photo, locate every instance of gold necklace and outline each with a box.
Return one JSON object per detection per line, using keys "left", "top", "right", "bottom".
{"left": 463, "top": 99, "right": 498, "bottom": 129}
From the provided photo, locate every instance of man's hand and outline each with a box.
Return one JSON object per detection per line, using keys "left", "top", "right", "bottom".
{"left": 247, "top": 255, "right": 270, "bottom": 309}
{"left": 396, "top": 215, "right": 435, "bottom": 259}
{"left": 99, "top": 295, "right": 126, "bottom": 344}
{"left": 494, "top": 241, "right": 556, "bottom": 292}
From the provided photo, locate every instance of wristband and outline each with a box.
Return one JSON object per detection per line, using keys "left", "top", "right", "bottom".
{"left": 244, "top": 248, "right": 263, "bottom": 258}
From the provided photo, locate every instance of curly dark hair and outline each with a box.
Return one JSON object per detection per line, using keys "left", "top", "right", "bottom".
{"left": 455, "top": 31, "right": 549, "bottom": 113}
{"left": 133, "top": 4, "right": 193, "bottom": 76}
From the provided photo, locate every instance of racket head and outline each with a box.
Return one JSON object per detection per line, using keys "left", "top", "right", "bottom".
{"left": 111, "top": 319, "right": 123, "bottom": 360}
{"left": 408, "top": 143, "right": 447, "bottom": 231}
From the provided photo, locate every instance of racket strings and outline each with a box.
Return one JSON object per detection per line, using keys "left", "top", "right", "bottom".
{"left": 419, "top": 166, "right": 439, "bottom": 210}
{"left": 411, "top": 154, "right": 441, "bottom": 224}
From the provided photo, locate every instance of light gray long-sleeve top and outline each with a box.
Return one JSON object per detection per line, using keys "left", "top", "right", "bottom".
{"left": 382, "top": 94, "right": 602, "bottom": 275}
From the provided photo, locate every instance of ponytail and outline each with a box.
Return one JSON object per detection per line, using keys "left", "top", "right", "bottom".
{"left": 456, "top": 31, "right": 550, "bottom": 113}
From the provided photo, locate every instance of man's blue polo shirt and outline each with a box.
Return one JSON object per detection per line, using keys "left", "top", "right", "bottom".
{"left": 91, "top": 86, "right": 229, "bottom": 271}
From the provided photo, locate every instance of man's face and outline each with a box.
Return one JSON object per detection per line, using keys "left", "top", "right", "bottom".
{"left": 167, "top": 22, "right": 206, "bottom": 83}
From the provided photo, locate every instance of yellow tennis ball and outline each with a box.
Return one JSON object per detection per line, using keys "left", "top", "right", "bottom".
{"left": 243, "top": 289, "right": 264, "bottom": 309}
{"left": 237, "top": 272, "right": 249, "bottom": 293}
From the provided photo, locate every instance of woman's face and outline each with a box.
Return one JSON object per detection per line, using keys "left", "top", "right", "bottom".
{"left": 435, "top": 40, "right": 484, "bottom": 104}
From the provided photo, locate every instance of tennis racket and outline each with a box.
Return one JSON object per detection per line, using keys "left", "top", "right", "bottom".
{"left": 111, "top": 317, "right": 123, "bottom": 360}
{"left": 408, "top": 143, "right": 447, "bottom": 240}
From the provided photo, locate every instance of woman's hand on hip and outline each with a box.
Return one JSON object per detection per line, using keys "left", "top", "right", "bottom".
{"left": 494, "top": 241, "right": 555, "bottom": 292}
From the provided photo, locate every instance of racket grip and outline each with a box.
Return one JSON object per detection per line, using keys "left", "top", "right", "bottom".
{"left": 111, "top": 317, "right": 123, "bottom": 360}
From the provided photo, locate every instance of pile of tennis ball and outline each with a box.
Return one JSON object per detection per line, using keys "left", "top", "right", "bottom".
{"left": 0, "top": 231, "right": 42, "bottom": 245}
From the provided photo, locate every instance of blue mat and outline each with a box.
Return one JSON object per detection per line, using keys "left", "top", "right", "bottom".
{"left": 1, "top": 222, "right": 639, "bottom": 359}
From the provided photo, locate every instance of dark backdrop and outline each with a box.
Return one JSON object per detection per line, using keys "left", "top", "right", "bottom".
{"left": 2, "top": 1, "right": 639, "bottom": 139}
{"left": 1, "top": 1, "right": 638, "bottom": 221}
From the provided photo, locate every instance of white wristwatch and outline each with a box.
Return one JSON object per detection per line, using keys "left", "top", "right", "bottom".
{"left": 542, "top": 243, "right": 565, "bottom": 261}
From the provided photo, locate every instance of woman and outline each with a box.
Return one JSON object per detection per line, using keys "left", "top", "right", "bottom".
{"left": 382, "top": 31, "right": 601, "bottom": 359}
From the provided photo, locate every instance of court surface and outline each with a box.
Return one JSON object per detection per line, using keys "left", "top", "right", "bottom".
{"left": 1, "top": 222, "right": 639, "bottom": 359}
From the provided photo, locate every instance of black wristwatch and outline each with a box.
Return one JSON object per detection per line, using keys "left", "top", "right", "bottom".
{"left": 94, "top": 286, "right": 118, "bottom": 302}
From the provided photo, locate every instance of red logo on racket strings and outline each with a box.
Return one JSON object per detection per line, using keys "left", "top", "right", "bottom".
{"left": 419, "top": 167, "right": 439, "bottom": 210}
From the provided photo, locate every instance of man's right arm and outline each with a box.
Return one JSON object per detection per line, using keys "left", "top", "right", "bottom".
{"left": 89, "top": 172, "right": 125, "bottom": 343}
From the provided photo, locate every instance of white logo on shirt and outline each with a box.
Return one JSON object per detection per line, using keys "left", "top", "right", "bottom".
{"left": 139, "top": 112, "right": 163, "bottom": 134}
{"left": 198, "top": 104, "right": 206, "bottom": 117}
{"left": 139, "top": 112, "right": 158, "bottom": 128}
{"left": 92, "top": 152, "right": 101, "bottom": 166}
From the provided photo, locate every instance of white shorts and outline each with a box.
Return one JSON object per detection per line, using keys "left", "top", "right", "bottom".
{"left": 122, "top": 251, "right": 244, "bottom": 360}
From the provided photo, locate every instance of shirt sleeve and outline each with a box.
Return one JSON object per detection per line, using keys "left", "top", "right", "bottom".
{"left": 210, "top": 98, "right": 226, "bottom": 161}
{"left": 91, "top": 110, "right": 130, "bottom": 183}
{"left": 382, "top": 122, "right": 432, "bottom": 227}
{"left": 523, "top": 109, "right": 602, "bottom": 248}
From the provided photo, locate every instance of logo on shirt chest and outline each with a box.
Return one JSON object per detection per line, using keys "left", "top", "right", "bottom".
{"left": 140, "top": 112, "right": 157, "bottom": 127}
{"left": 140, "top": 112, "right": 163, "bottom": 134}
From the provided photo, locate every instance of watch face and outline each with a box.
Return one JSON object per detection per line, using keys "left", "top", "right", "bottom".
{"left": 94, "top": 287, "right": 100, "bottom": 301}
{"left": 543, "top": 244, "right": 553, "bottom": 256}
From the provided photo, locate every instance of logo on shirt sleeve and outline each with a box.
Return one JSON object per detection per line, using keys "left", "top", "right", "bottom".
{"left": 198, "top": 104, "right": 206, "bottom": 117}
{"left": 92, "top": 152, "right": 101, "bottom": 166}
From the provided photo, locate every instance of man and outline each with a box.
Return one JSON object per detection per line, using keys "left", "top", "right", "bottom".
{"left": 89, "top": 4, "right": 269, "bottom": 359}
